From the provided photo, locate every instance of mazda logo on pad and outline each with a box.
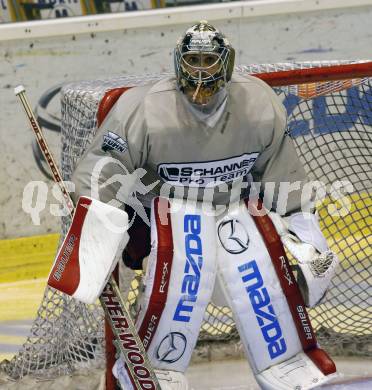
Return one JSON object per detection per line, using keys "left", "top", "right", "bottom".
{"left": 218, "top": 219, "right": 249, "bottom": 254}
{"left": 156, "top": 332, "right": 187, "bottom": 363}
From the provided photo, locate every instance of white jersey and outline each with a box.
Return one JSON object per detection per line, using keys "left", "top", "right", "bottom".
{"left": 72, "top": 74, "right": 308, "bottom": 214}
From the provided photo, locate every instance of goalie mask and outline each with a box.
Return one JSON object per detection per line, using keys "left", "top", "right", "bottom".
{"left": 174, "top": 21, "right": 235, "bottom": 105}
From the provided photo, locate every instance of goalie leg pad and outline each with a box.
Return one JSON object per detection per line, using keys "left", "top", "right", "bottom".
{"left": 216, "top": 201, "right": 303, "bottom": 373}
{"left": 216, "top": 200, "right": 336, "bottom": 388}
{"left": 136, "top": 198, "right": 217, "bottom": 371}
{"left": 48, "top": 196, "right": 129, "bottom": 304}
{"left": 114, "top": 197, "right": 217, "bottom": 389}
{"left": 114, "top": 198, "right": 216, "bottom": 387}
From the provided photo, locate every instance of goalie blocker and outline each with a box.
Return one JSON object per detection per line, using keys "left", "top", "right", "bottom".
{"left": 48, "top": 196, "right": 129, "bottom": 304}
{"left": 115, "top": 197, "right": 336, "bottom": 390}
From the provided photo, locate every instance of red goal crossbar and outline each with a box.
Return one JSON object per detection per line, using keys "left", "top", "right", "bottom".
{"left": 254, "top": 61, "right": 372, "bottom": 86}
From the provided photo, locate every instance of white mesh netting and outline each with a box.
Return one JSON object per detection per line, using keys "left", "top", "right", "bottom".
{"left": 1, "top": 61, "right": 371, "bottom": 383}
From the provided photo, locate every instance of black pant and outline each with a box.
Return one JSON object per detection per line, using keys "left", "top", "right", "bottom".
{"left": 122, "top": 206, "right": 151, "bottom": 270}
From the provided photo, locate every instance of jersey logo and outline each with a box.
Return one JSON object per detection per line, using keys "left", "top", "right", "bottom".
{"left": 101, "top": 131, "right": 128, "bottom": 153}
{"left": 158, "top": 153, "right": 259, "bottom": 188}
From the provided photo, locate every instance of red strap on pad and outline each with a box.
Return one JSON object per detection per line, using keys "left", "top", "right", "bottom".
{"left": 246, "top": 199, "right": 336, "bottom": 376}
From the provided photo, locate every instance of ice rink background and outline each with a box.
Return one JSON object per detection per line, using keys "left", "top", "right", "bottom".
{"left": 0, "top": 0, "right": 371, "bottom": 388}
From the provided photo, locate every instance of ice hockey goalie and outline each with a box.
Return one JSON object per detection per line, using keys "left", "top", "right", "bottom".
{"left": 63, "top": 21, "right": 340, "bottom": 390}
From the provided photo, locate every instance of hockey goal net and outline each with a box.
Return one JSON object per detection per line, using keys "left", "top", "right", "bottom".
{"left": 1, "top": 61, "right": 371, "bottom": 385}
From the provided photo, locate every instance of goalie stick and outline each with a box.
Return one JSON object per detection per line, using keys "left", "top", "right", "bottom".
{"left": 14, "top": 85, "right": 160, "bottom": 390}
